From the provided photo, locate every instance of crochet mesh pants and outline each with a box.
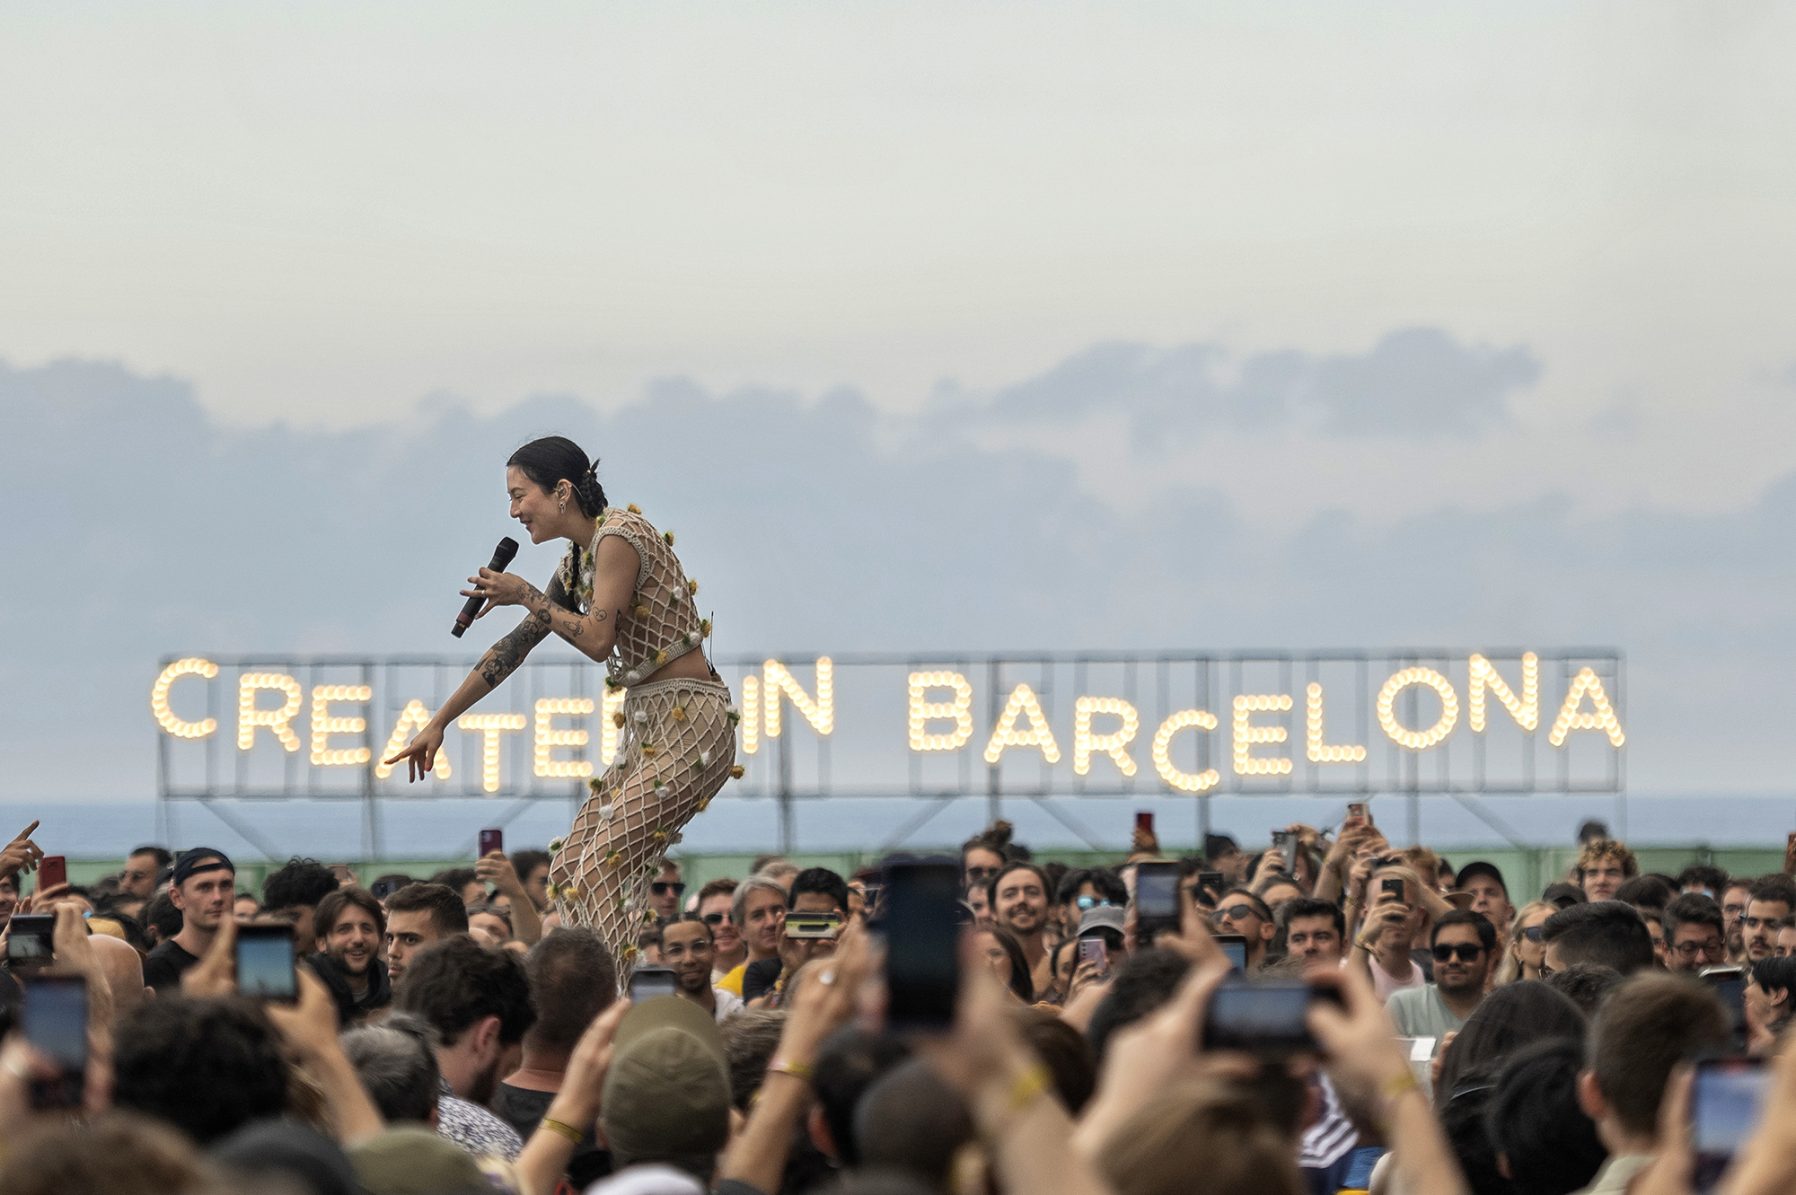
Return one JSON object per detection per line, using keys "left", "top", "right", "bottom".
{"left": 549, "top": 676, "right": 735, "bottom": 983}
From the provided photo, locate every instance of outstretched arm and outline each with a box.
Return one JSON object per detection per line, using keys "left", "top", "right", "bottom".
{"left": 465, "top": 536, "right": 635, "bottom": 666}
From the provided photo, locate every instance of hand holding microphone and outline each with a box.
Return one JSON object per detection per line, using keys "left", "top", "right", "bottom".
{"left": 452, "top": 537, "right": 521, "bottom": 637}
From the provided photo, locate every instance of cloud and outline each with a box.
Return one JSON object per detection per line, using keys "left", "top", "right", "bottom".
{"left": 935, "top": 326, "right": 1537, "bottom": 447}
{"left": 0, "top": 344, "right": 1787, "bottom": 807}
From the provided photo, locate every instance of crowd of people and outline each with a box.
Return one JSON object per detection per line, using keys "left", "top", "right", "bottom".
{"left": 2, "top": 811, "right": 1796, "bottom": 1195}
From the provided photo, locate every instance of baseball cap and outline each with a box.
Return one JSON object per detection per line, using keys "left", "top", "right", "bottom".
{"left": 1077, "top": 905, "right": 1127, "bottom": 939}
{"left": 601, "top": 993, "right": 731, "bottom": 1173}
{"left": 173, "top": 847, "right": 235, "bottom": 886}
{"left": 1455, "top": 861, "right": 1509, "bottom": 895}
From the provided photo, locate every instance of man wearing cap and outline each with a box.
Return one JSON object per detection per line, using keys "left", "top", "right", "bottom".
{"left": 142, "top": 846, "right": 236, "bottom": 994}
{"left": 598, "top": 992, "right": 734, "bottom": 1190}
{"left": 1456, "top": 861, "right": 1513, "bottom": 934}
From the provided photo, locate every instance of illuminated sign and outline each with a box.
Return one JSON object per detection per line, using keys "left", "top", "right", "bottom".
{"left": 154, "top": 650, "right": 1623, "bottom": 800}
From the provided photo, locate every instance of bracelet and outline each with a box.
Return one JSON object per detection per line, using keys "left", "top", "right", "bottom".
{"left": 767, "top": 1057, "right": 814, "bottom": 1084}
{"left": 1379, "top": 1068, "right": 1421, "bottom": 1123}
{"left": 540, "top": 1117, "right": 583, "bottom": 1145}
{"left": 1003, "top": 1062, "right": 1053, "bottom": 1117}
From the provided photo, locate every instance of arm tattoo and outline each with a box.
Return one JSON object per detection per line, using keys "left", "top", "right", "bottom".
{"left": 480, "top": 612, "right": 548, "bottom": 688}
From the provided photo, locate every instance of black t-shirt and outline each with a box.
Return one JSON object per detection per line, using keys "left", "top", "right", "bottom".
{"left": 142, "top": 939, "right": 201, "bottom": 994}
{"left": 492, "top": 1081, "right": 612, "bottom": 1188}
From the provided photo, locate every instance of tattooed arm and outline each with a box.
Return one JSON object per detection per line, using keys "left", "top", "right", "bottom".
{"left": 421, "top": 574, "right": 575, "bottom": 736}
{"left": 514, "top": 534, "right": 634, "bottom": 665}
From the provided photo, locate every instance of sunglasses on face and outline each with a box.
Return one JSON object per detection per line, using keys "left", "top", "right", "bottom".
{"left": 966, "top": 866, "right": 999, "bottom": 882}
{"left": 650, "top": 882, "right": 686, "bottom": 897}
{"left": 1075, "top": 895, "right": 1118, "bottom": 911}
{"left": 1522, "top": 926, "right": 1544, "bottom": 943}
{"left": 1432, "top": 942, "right": 1486, "bottom": 963}
{"left": 1216, "top": 904, "right": 1259, "bottom": 923}
{"left": 702, "top": 912, "right": 728, "bottom": 926}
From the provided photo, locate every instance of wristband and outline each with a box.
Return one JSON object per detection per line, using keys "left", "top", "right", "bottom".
{"left": 1003, "top": 1062, "right": 1053, "bottom": 1116}
{"left": 540, "top": 1117, "right": 584, "bottom": 1145}
{"left": 767, "top": 1057, "right": 814, "bottom": 1084}
{"left": 1379, "top": 1068, "right": 1422, "bottom": 1123}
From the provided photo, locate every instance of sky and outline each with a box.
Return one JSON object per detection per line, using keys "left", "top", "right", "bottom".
{"left": 3, "top": 3, "right": 1794, "bottom": 852}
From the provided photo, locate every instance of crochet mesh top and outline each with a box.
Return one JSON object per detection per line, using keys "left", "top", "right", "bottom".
{"left": 559, "top": 505, "right": 708, "bottom": 689}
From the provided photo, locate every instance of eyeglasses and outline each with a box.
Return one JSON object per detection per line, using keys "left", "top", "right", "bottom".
{"left": 1075, "top": 895, "right": 1118, "bottom": 911}
{"left": 1673, "top": 940, "right": 1726, "bottom": 958}
{"left": 1432, "top": 943, "right": 1486, "bottom": 963}
{"left": 1522, "top": 926, "right": 1544, "bottom": 943}
{"left": 650, "top": 882, "right": 686, "bottom": 897}
{"left": 966, "top": 866, "right": 999, "bottom": 882}
{"left": 1215, "top": 904, "right": 1260, "bottom": 923}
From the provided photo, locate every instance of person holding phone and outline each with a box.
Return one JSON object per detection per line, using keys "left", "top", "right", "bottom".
{"left": 383, "top": 436, "right": 740, "bottom": 979}
{"left": 1210, "top": 889, "right": 1277, "bottom": 971}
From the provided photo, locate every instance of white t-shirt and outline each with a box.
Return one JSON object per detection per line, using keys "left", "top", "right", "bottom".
{"left": 712, "top": 986, "right": 744, "bottom": 1022}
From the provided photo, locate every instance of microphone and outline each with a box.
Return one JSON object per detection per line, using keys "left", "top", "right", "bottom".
{"left": 452, "top": 537, "right": 520, "bottom": 638}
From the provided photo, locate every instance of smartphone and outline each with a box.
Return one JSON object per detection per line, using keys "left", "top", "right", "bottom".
{"left": 370, "top": 877, "right": 402, "bottom": 901}
{"left": 629, "top": 966, "right": 679, "bottom": 1001}
{"left": 1381, "top": 877, "right": 1406, "bottom": 900}
{"left": 1693, "top": 1055, "right": 1769, "bottom": 1192}
{"left": 38, "top": 855, "right": 67, "bottom": 893}
{"left": 1271, "top": 831, "right": 1300, "bottom": 863}
{"left": 785, "top": 913, "right": 843, "bottom": 939}
{"left": 1134, "top": 861, "right": 1181, "bottom": 940}
{"left": 1077, "top": 936, "right": 1109, "bottom": 976}
{"left": 859, "top": 884, "right": 883, "bottom": 912}
{"left": 1197, "top": 871, "right": 1226, "bottom": 901}
{"left": 478, "top": 828, "right": 504, "bottom": 857}
{"left": 881, "top": 859, "right": 962, "bottom": 1032}
{"left": 1348, "top": 802, "right": 1371, "bottom": 825}
{"left": 1202, "top": 979, "right": 1342, "bottom": 1054}
{"left": 1700, "top": 966, "right": 1749, "bottom": 1049}
{"left": 1215, "top": 933, "right": 1248, "bottom": 971}
{"left": 1135, "top": 810, "right": 1155, "bottom": 837}
{"left": 23, "top": 974, "right": 88, "bottom": 1109}
{"left": 235, "top": 923, "right": 298, "bottom": 1002}
{"left": 5, "top": 913, "right": 56, "bottom": 966}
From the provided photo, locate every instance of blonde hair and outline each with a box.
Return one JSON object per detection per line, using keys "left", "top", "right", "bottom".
{"left": 1099, "top": 1077, "right": 1303, "bottom": 1195}
{"left": 1495, "top": 899, "right": 1558, "bottom": 985}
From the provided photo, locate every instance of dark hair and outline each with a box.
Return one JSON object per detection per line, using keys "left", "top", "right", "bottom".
{"left": 1676, "top": 865, "right": 1728, "bottom": 894}
{"left": 1436, "top": 1065, "right": 1508, "bottom": 1195}
{"left": 315, "top": 886, "right": 386, "bottom": 940}
{"left": 1750, "top": 955, "right": 1796, "bottom": 998}
{"left": 143, "top": 891, "right": 184, "bottom": 941}
{"left": 340, "top": 1012, "right": 442, "bottom": 1123}
{"left": 1540, "top": 900, "right": 1654, "bottom": 975}
{"left": 1589, "top": 973, "right": 1730, "bottom": 1137}
{"left": 426, "top": 867, "right": 478, "bottom": 896}
{"left": 1749, "top": 873, "right": 1796, "bottom": 908}
{"left": 1485, "top": 1039, "right": 1607, "bottom": 1195}
{"left": 722, "top": 1009, "right": 788, "bottom": 1111}
{"left": 393, "top": 936, "right": 536, "bottom": 1047}
{"left": 525, "top": 928, "right": 616, "bottom": 1051}
{"left": 853, "top": 1059, "right": 973, "bottom": 1189}
{"left": 978, "top": 924, "right": 1035, "bottom": 1003}
{"left": 1217, "top": 887, "right": 1272, "bottom": 923}
{"left": 507, "top": 436, "right": 606, "bottom": 517}
{"left": 1542, "top": 963, "right": 1625, "bottom": 1017}
{"left": 1014, "top": 1007, "right": 1097, "bottom": 1114}
{"left": 509, "top": 849, "right": 550, "bottom": 882}
{"left": 697, "top": 877, "right": 739, "bottom": 906}
{"left": 1613, "top": 874, "right": 1675, "bottom": 916}
{"left": 961, "top": 820, "right": 1018, "bottom": 867}
{"left": 1204, "top": 833, "right": 1240, "bottom": 860}
{"left": 1055, "top": 868, "right": 1128, "bottom": 908}
{"left": 657, "top": 913, "right": 713, "bottom": 950}
{"left": 1277, "top": 897, "right": 1345, "bottom": 938}
{"left": 130, "top": 845, "right": 175, "bottom": 868}
{"left": 1663, "top": 892, "right": 1725, "bottom": 938}
{"left": 1436, "top": 981, "right": 1585, "bottom": 1097}
{"left": 1086, "top": 948, "right": 1189, "bottom": 1063}
{"left": 789, "top": 867, "right": 851, "bottom": 916}
{"left": 112, "top": 997, "right": 290, "bottom": 1144}
{"left": 261, "top": 857, "right": 339, "bottom": 912}
{"left": 384, "top": 883, "right": 470, "bottom": 938}
{"left": 1432, "top": 910, "right": 1500, "bottom": 954}
{"left": 811, "top": 1026, "right": 912, "bottom": 1166}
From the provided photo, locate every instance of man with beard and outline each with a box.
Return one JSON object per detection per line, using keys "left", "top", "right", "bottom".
{"left": 1386, "top": 911, "right": 1498, "bottom": 1040}
{"left": 989, "top": 861, "right": 1053, "bottom": 995}
{"left": 661, "top": 915, "right": 743, "bottom": 1021}
{"left": 1743, "top": 875, "right": 1796, "bottom": 963}
{"left": 393, "top": 935, "right": 536, "bottom": 1161}
{"left": 143, "top": 847, "right": 236, "bottom": 994}
{"left": 311, "top": 886, "right": 391, "bottom": 1020}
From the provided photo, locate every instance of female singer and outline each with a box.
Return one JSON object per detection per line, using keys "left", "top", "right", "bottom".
{"left": 386, "top": 436, "right": 738, "bottom": 972}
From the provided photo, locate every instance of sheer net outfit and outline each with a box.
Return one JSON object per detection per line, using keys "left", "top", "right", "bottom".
{"left": 547, "top": 505, "right": 737, "bottom": 978}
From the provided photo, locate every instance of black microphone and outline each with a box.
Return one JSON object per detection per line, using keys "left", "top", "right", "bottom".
{"left": 452, "top": 537, "right": 520, "bottom": 638}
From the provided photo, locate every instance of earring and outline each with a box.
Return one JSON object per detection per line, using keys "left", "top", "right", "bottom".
{"left": 559, "top": 490, "right": 567, "bottom": 513}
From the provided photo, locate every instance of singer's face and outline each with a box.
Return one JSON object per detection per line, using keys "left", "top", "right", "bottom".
{"left": 507, "top": 466, "right": 558, "bottom": 544}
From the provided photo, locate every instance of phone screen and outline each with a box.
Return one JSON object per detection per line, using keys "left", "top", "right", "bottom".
{"left": 629, "top": 967, "right": 679, "bottom": 1001}
{"left": 236, "top": 925, "right": 298, "bottom": 1002}
{"left": 1693, "top": 1057, "right": 1768, "bottom": 1192}
{"left": 1215, "top": 934, "right": 1248, "bottom": 971}
{"left": 5, "top": 913, "right": 55, "bottom": 965}
{"left": 882, "top": 860, "right": 962, "bottom": 1032}
{"left": 1135, "top": 862, "right": 1180, "bottom": 925}
{"left": 1202, "top": 980, "right": 1331, "bottom": 1053}
{"left": 24, "top": 975, "right": 88, "bottom": 1108}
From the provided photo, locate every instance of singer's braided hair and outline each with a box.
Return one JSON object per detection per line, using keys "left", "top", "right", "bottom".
{"left": 507, "top": 436, "right": 608, "bottom": 517}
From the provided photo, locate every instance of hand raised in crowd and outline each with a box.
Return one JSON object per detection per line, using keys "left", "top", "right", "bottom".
{"left": 475, "top": 850, "right": 524, "bottom": 900}
{"left": 0, "top": 820, "right": 43, "bottom": 881}
{"left": 1249, "top": 848, "right": 1287, "bottom": 888}
{"left": 180, "top": 911, "right": 238, "bottom": 999}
